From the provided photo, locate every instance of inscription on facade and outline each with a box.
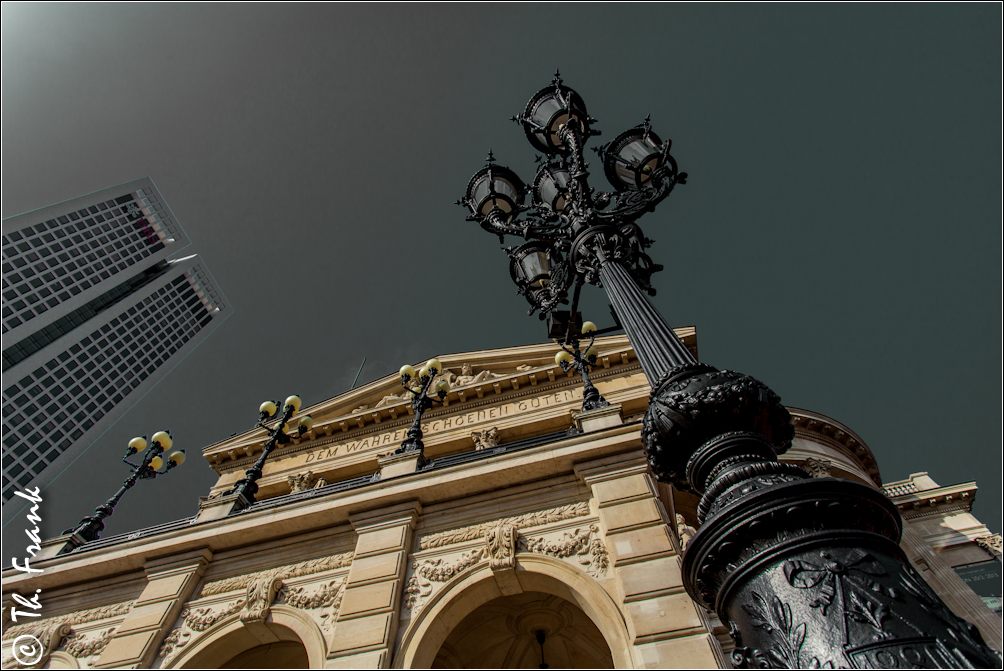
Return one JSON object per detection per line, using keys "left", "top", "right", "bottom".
{"left": 300, "top": 389, "right": 579, "bottom": 464}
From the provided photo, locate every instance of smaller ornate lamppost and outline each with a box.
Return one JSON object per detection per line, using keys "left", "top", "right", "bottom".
{"left": 228, "top": 395, "right": 312, "bottom": 508}
{"left": 394, "top": 358, "right": 450, "bottom": 462}
{"left": 554, "top": 319, "right": 609, "bottom": 412}
{"left": 64, "top": 431, "right": 185, "bottom": 544}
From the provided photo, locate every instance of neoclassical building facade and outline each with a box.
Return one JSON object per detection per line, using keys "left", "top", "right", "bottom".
{"left": 3, "top": 333, "right": 1001, "bottom": 668}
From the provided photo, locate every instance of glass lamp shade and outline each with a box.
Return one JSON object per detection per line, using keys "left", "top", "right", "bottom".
{"left": 259, "top": 400, "right": 278, "bottom": 417}
{"left": 602, "top": 126, "right": 666, "bottom": 191}
{"left": 151, "top": 431, "right": 172, "bottom": 451}
{"left": 400, "top": 364, "right": 416, "bottom": 381}
{"left": 426, "top": 358, "right": 443, "bottom": 375}
{"left": 520, "top": 83, "right": 591, "bottom": 154}
{"left": 418, "top": 366, "right": 431, "bottom": 380}
{"left": 508, "top": 242, "right": 552, "bottom": 291}
{"left": 583, "top": 345, "right": 598, "bottom": 360}
{"left": 150, "top": 455, "right": 165, "bottom": 471}
{"left": 581, "top": 320, "right": 597, "bottom": 335}
{"left": 554, "top": 350, "right": 574, "bottom": 366}
{"left": 464, "top": 164, "right": 526, "bottom": 220}
{"left": 298, "top": 415, "right": 314, "bottom": 433}
{"left": 532, "top": 163, "right": 572, "bottom": 212}
{"left": 434, "top": 379, "right": 450, "bottom": 395}
{"left": 168, "top": 450, "right": 186, "bottom": 467}
{"left": 284, "top": 395, "right": 302, "bottom": 414}
{"left": 128, "top": 436, "right": 148, "bottom": 454}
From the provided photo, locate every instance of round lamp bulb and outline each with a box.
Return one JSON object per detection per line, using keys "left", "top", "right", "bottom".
{"left": 584, "top": 346, "right": 598, "bottom": 360}
{"left": 284, "top": 395, "right": 302, "bottom": 413}
{"left": 581, "top": 321, "right": 597, "bottom": 335}
{"left": 150, "top": 455, "right": 165, "bottom": 470}
{"left": 151, "top": 431, "right": 172, "bottom": 451}
{"left": 169, "top": 450, "right": 186, "bottom": 467}
{"left": 128, "top": 436, "right": 148, "bottom": 454}
{"left": 435, "top": 379, "right": 450, "bottom": 394}
{"left": 418, "top": 366, "right": 431, "bottom": 380}
{"left": 259, "top": 400, "right": 278, "bottom": 417}
{"left": 555, "top": 350, "right": 574, "bottom": 366}
{"left": 298, "top": 415, "right": 314, "bottom": 431}
{"left": 400, "top": 364, "right": 416, "bottom": 380}
{"left": 426, "top": 358, "right": 442, "bottom": 375}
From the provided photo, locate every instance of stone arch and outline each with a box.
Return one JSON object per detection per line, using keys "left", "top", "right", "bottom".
{"left": 165, "top": 606, "right": 325, "bottom": 669}
{"left": 394, "top": 555, "right": 633, "bottom": 668}
{"left": 46, "top": 651, "right": 80, "bottom": 669}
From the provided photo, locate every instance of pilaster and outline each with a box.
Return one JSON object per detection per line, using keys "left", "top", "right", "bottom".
{"left": 575, "top": 454, "right": 719, "bottom": 668}
{"left": 326, "top": 501, "right": 421, "bottom": 668}
{"left": 93, "top": 548, "right": 212, "bottom": 669}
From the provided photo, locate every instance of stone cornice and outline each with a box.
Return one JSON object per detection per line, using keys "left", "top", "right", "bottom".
{"left": 787, "top": 407, "right": 882, "bottom": 485}
{"left": 884, "top": 481, "right": 978, "bottom": 515}
{"left": 2, "top": 423, "right": 645, "bottom": 591}
{"left": 200, "top": 331, "right": 696, "bottom": 465}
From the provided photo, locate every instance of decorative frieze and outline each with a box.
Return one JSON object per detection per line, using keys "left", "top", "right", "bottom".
{"left": 1, "top": 600, "right": 133, "bottom": 668}
{"left": 419, "top": 502, "right": 589, "bottom": 550}
{"left": 199, "top": 551, "right": 353, "bottom": 596}
{"left": 405, "top": 519, "right": 609, "bottom": 614}
{"left": 520, "top": 525, "right": 608, "bottom": 577}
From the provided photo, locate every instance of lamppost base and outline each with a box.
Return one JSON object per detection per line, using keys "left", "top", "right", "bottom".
{"left": 571, "top": 403, "right": 623, "bottom": 433}
{"left": 43, "top": 532, "right": 88, "bottom": 559}
{"left": 641, "top": 363, "right": 999, "bottom": 668}
{"left": 378, "top": 450, "right": 425, "bottom": 479}
{"left": 195, "top": 490, "right": 256, "bottom": 523}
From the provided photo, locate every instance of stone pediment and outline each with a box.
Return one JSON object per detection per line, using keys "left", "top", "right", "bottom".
{"left": 200, "top": 331, "right": 697, "bottom": 496}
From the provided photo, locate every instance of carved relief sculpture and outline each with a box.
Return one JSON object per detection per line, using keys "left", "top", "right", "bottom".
{"left": 471, "top": 426, "right": 500, "bottom": 451}
{"left": 676, "top": 513, "right": 697, "bottom": 551}
{"left": 802, "top": 457, "right": 833, "bottom": 478}
{"left": 975, "top": 534, "right": 1002, "bottom": 557}
{"left": 485, "top": 522, "right": 518, "bottom": 570}
{"left": 287, "top": 471, "right": 318, "bottom": 493}
{"left": 240, "top": 573, "right": 284, "bottom": 624}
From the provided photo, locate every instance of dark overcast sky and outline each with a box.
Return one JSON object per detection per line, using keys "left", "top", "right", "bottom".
{"left": 2, "top": 4, "right": 1000, "bottom": 551}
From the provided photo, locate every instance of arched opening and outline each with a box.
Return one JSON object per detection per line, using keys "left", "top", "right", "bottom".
{"left": 395, "top": 556, "right": 633, "bottom": 668}
{"left": 172, "top": 609, "right": 325, "bottom": 669}
{"left": 219, "top": 640, "right": 308, "bottom": 668}
{"left": 432, "top": 591, "right": 614, "bottom": 669}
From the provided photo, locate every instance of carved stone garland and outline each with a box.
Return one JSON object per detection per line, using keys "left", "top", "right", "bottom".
{"left": 0, "top": 601, "right": 132, "bottom": 668}
{"left": 405, "top": 521, "right": 608, "bottom": 613}
{"left": 158, "top": 553, "right": 353, "bottom": 664}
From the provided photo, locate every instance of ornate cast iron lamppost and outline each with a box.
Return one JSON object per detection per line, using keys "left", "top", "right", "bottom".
{"left": 63, "top": 431, "right": 185, "bottom": 546}
{"left": 394, "top": 358, "right": 450, "bottom": 463}
{"left": 554, "top": 319, "right": 609, "bottom": 413}
{"left": 228, "top": 395, "right": 313, "bottom": 508}
{"left": 459, "top": 73, "right": 997, "bottom": 668}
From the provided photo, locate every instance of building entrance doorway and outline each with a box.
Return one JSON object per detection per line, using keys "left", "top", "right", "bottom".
{"left": 431, "top": 591, "right": 615, "bottom": 668}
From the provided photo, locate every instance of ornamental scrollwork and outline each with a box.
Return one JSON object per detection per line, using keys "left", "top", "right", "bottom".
{"left": 520, "top": 524, "right": 608, "bottom": 577}
{"left": 419, "top": 502, "right": 589, "bottom": 550}
{"left": 61, "top": 626, "right": 115, "bottom": 658}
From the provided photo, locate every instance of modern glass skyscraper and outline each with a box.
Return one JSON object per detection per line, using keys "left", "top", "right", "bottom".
{"left": 1, "top": 178, "right": 230, "bottom": 505}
